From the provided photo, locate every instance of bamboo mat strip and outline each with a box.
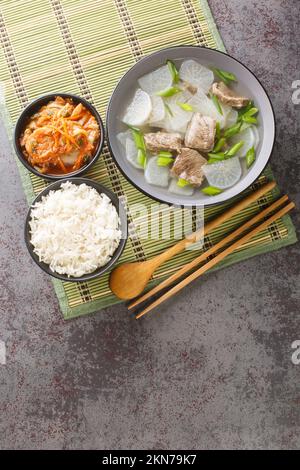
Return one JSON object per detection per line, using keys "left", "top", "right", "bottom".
{"left": 0, "top": 0, "right": 297, "bottom": 319}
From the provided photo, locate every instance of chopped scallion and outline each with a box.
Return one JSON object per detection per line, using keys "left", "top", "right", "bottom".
{"left": 212, "top": 67, "right": 237, "bottom": 85}
{"left": 215, "top": 122, "right": 221, "bottom": 140}
{"left": 201, "top": 186, "right": 223, "bottom": 195}
{"left": 225, "top": 141, "right": 244, "bottom": 157}
{"left": 213, "top": 137, "right": 226, "bottom": 153}
{"left": 242, "top": 116, "right": 258, "bottom": 124}
{"left": 128, "top": 126, "right": 146, "bottom": 153}
{"left": 157, "top": 150, "right": 172, "bottom": 158}
{"left": 167, "top": 59, "right": 179, "bottom": 84}
{"left": 156, "top": 86, "right": 181, "bottom": 97}
{"left": 223, "top": 122, "right": 242, "bottom": 138}
{"left": 137, "top": 148, "right": 146, "bottom": 167}
{"left": 157, "top": 156, "right": 174, "bottom": 166}
{"left": 177, "top": 178, "right": 190, "bottom": 187}
{"left": 177, "top": 101, "right": 194, "bottom": 112}
{"left": 238, "top": 103, "right": 259, "bottom": 125}
{"left": 207, "top": 151, "right": 226, "bottom": 160}
{"left": 210, "top": 93, "right": 223, "bottom": 115}
{"left": 246, "top": 146, "right": 256, "bottom": 168}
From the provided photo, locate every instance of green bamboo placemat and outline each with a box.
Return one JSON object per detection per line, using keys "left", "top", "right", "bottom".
{"left": 0, "top": 0, "right": 297, "bottom": 319}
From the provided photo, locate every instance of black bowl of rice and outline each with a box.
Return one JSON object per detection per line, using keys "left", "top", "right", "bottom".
{"left": 24, "top": 178, "right": 128, "bottom": 282}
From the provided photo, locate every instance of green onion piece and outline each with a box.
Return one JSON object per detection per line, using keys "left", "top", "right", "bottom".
{"left": 137, "top": 148, "right": 146, "bottom": 167}
{"left": 157, "top": 150, "right": 172, "bottom": 158}
{"left": 212, "top": 67, "right": 237, "bottom": 85}
{"left": 217, "top": 68, "right": 237, "bottom": 82}
{"left": 245, "top": 107, "right": 259, "bottom": 117}
{"left": 207, "top": 151, "right": 226, "bottom": 160}
{"left": 238, "top": 105, "right": 259, "bottom": 125}
{"left": 128, "top": 126, "right": 148, "bottom": 169}
{"left": 201, "top": 186, "right": 223, "bottom": 195}
{"left": 212, "top": 68, "right": 230, "bottom": 85}
{"left": 157, "top": 156, "right": 174, "bottom": 166}
{"left": 223, "top": 122, "right": 242, "bottom": 138}
{"left": 219, "top": 70, "right": 237, "bottom": 82}
{"left": 129, "top": 126, "right": 146, "bottom": 152}
{"left": 213, "top": 137, "right": 226, "bottom": 153}
{"left": 210, "top": 93, "right": 223, "bottom": 115}
{"left": 156, "top": 86, "right": 181, "bottom": 97}
{"left": 246, "top": 146, "right": 256, "bottom": 168}
{"left": 177, "top": 178, "right": 190, "bottom": 187}
{"left": 164, "top": 103, "right": 174, "bottom": 117}
{"left": 241, "top": 101, "right": 254, "bottom": 113}
{"left": 238, "top": 101, "right": 254, "bottom": 120}
{"left": 207, "top": 158, "right": 221, "bottom": 164}
{"left": 225, "top": 141, "right": 244, "bottom": 157}
{"left": 127, "top": 124, "right": 141, "bottom": 132}
{"left": 167, "top": 59, "right": 179, "bottom": 84}
{"left": 242, "top": 116, "right": 258, "bottom": 124}
{"left": 215, "top": 122, "right": 221, "bottom": 140}
{"left": 177, "top": 101, "right": 194, "bottom": 112}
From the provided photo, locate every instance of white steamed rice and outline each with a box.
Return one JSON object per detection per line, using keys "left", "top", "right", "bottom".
{"left": 29, "top": 182, "right": 122, "bottom": 277}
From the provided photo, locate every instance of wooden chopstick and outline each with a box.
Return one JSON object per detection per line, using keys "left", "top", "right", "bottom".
{"left": 135, "top": 200, "right": 295, "bottom": 319}
{"left": 129, "top": 193, "right": 288, "bottom": 310}
{"left": 182, "top": 180, "right": 276, "bottom": 247}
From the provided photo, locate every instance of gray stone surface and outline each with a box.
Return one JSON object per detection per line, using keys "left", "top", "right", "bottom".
{"left": 0, "top": 0, "right": 299, "bottom": 450}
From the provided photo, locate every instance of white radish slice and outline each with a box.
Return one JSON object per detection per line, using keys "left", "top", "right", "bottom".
{"left": 169, "top": 178, "right": 194, "bottom": 196}
{"left": 148, "top": 95, "right": 165, "bottom": 124}
{"left": 252, "top": 126, "right": 260, "bottom": 148}
{"left": 224, "top": 109, "right": 238, "bottom": 128}
{"left": 187, "top": 90, "right": 227, "bottom": 128}
{"left": 203, "top": 157, "right": 242, "bottom": 189}
{"left": 165, "top": 88, "right": 193, "bottom": 107}
{"left": 125, "top": 137, "right": 143, "bottom": 169}
{"left": 230, "top": 126, "right": 256, "bottom": 157}
{"left": 150, "top": 89, "right": 193, "bottom": 130}
{"left": 122, "top": 88, "right": 152, "bottom": 126}
{"left": 163, "top": 108, "right": 192, "bottom": 134}
{"left": 161, "top": 95, "right": 193, "bottom": 133}
{"left": 138, "top": 65, "right": 173, "bottom": 95}
{"left": 117, "top": 130, "right": 132, "bottom": 148}
{"left": 179, "top": 60, "right": 214, "bottom": 94}
{"left": 145, "top": 157, "right": 170, "bottom": 187}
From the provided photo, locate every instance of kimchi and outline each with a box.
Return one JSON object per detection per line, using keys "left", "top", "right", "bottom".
{"left": 20, "top": 96, "right": 100, "bottom": 174}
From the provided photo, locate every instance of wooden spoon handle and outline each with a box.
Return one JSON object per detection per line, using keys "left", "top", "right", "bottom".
{"left": 136, "top": 201, "right": 295, "bottom": 319}
{"left": 150, "top": 180, "right": 275, "bottom": 269}
{"left": 129, "top": 194, "right": 288, "bottom": 309}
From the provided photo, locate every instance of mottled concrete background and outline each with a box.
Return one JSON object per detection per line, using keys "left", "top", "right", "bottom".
{"left": 0, "top": 0, "right": 299, "bottom": 450}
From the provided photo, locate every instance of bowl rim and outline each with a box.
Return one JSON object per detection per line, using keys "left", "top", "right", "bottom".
{"left": 24, "top": 177, "right": 128, "bottom": 282}
{"left": 14, "top": 92, "right": 105, "bottom": 181}
{"left": 106, "top": 45, "right": 276, "bottom": 207}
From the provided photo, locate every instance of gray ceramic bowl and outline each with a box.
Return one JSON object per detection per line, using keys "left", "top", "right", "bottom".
{"left": 14, "top": 93, "right": 105, "bottom": 180}
{"left": 107, "top": 46, "right": 275, "bottom": 207}
{"left": 24, "top": 178, "right": 128, "bottom": 282}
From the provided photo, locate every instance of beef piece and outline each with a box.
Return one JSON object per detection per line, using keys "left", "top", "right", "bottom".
{"left": 171, "top": 147, "right": 207, "bottom": 186}
{"left": 144, "top": 132, "right": 182, "bottom": 153}
{"left": 184, "top": 113, "right": 216, "bottom": 152}
{"left": 211, "top": 82, "right": 249, "bottom": 108}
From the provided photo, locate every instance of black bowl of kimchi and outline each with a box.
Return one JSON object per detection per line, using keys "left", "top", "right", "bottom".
{"left": 13, "top": 93, "right": 105, "bottom": 180}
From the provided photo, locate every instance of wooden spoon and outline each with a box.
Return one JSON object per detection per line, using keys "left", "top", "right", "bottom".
{"left": 109, "top": 181, "right": 275, "bottom": 300}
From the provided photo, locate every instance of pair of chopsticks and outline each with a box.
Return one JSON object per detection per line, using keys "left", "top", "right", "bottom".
{"left": 129, "top": 188, "right": 295, "bottom": 319}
